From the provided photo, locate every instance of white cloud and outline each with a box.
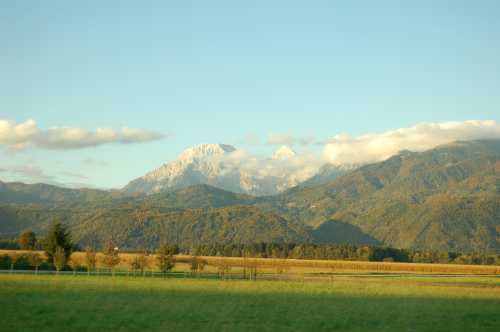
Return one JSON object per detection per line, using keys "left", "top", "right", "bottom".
{"left": 120, "top": 127, "right": 164, "bottom": 144}
{"left": 0, "top": 119, "right": 38, "bottom": 150}
{"left": 186, "top": 120, "right": 500, "bottom": 192}
{"left": 0, "top": 119, "right": 165, "bottom": 151}
{"left": 207, "top": 147, "right": 324, "bottom": 188}
{"left": 323, "top": 120, "right": 500, "bottom": 165}
{"left": 2, "top": 164, "right": 95, "bottom": 188}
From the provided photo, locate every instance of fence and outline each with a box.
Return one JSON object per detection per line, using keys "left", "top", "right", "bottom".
{"left": 1, "top": 269, "right": 498, "bottom": 283}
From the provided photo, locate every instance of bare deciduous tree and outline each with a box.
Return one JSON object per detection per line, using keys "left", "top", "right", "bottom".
{"left": 101, "top": 243, "right": 121, "bottom": 276}
{"left": 131, "top": 251, "right": 149, "bottom": 277}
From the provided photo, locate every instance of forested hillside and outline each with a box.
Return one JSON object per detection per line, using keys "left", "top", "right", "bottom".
{"left": 271, "top": 140, "right": 500, "bottom": 251}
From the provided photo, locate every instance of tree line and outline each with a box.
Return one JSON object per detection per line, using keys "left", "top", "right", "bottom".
{"left": 0, "top": 222, "right": 180, "bottom": 276}
{"left": 1, "top": 223, "right": 499, "bottom": 269}
{"left": 191, "top": 243, "right": 500, "bottom": 266}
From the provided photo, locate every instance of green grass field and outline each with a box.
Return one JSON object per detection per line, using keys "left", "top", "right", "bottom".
{"left": 1, "top": 274, "right": 499, "bottom": 332}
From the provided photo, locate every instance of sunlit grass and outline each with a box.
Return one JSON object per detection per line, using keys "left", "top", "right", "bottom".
{"left": 1, "top": 274, "right": 499, "bottom": 331}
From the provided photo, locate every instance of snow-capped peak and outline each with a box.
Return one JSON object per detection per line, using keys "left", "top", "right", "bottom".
{"left": 178, "top": 144, "right": 236, "bottom": 161}
{"left": 272, "top": 146, "right": 296, "bottom": 160}
{"left": 126, "top": 143, "right": 238, "bottom": 190}
{"left": 123, "top": 143, "right": 340, "bottom": 196}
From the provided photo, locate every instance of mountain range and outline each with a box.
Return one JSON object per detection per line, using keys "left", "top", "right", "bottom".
{"left": 1, "top": 139, "right": 499, "bottom": 252}
{"left": 123, "top": 143, "right": 353, "bottom": 196}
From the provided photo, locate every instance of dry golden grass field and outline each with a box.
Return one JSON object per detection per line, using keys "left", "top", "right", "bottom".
{"left": 1, "top": 249, "right": 499, "bottom": 275}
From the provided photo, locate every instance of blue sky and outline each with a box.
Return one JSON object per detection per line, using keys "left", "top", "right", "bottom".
{"left": 1, "top": 1, "right": 499, "bottom": 188}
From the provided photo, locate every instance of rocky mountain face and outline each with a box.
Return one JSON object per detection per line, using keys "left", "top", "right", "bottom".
{"left": 123, "top": 143, "right": 346, "bottom": 196}
{"left": 124, "top": 144, "right": 238, "bottom": 193}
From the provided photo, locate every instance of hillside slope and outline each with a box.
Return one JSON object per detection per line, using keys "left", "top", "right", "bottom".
{"left": 0, "top": 181, "right": 123, "bottom": 206}
{"left": 273, "top": 140, "right": 500, "bottom": 251}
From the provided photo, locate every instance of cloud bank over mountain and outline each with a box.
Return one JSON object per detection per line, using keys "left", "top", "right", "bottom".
{"left": 207, "top": 147, "right": 323, "bottom": 192}
{"left": 2, "top": 119, "right": 499, "bottom": 191}
{"left": 0, "top": 119, "right": 164, "bottom": 151}
{"left": 323, "top": 120, "right": 500, "bottom": 165}
{"left": 124, "top": 144, "right": 325, "bottom": 196}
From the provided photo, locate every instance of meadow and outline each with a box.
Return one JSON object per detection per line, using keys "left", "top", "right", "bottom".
{"left": 1, "top": 274, "right": 499, "bottom": 332}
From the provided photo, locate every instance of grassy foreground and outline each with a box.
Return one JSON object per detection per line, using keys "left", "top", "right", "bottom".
{"left": 1, "top": 275, "right": 499, "bottom": 332}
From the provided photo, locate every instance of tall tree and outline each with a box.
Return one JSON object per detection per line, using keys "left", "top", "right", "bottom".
{"left": 43, "top": 221, "right": 72, "bottom": 265}
{"left": 156, "top": 244, "right": 176, "bottom": 277}
{"left": 18, "top": 230, "right": 37, "bottom": 250}
{"left": 53, "top": 246, "right": 66, "bottom": 274}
